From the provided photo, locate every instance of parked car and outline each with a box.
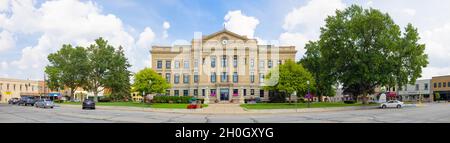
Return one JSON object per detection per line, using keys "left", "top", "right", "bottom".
{"left": 82, "top": 99, "right": 95, "bottom": 110}
{"left": 34, "top": 99, "right": 55, "bottom": 109}
{"left": 380, "top": 100, "right": 404, "bottom": 109}
{"left": 17, "top": 97, "right": 37, "bottom": 106}
{"left": 8, "top": 98, "right": 20, "bottom": 104}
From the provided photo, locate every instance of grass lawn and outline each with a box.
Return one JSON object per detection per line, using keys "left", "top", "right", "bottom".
{"left": 57, "top": 102, "right": 208, "bottom": 109}
{"left": 240, "top": 102, "right": 378, "bottom": 109}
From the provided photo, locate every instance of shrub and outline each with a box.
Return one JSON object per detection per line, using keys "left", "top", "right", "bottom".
{"left": 98, "top": 97, "right": 112, "bottom": 102}
{"left": 53, "top": 99, "right": 64, "bottom": 103}
{"left": 344, "top": 100, "right": 356, "bottom": 104}
{"left": 153, "top": 96, "right": 194, "bottom": 104}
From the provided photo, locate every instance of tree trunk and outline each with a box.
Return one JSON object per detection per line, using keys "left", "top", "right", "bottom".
{"left": 362, "top": 93, "right": 368, "bottom": 104}
{"left": 94, "top": 90, "right": 98, "bottom": 103}
{"left": 288, "top": 92, "right": 292, "bottom": 104}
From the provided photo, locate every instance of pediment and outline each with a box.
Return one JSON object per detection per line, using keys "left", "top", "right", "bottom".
{"left": 202, "top": 29, "right": 250, "bottom": 42}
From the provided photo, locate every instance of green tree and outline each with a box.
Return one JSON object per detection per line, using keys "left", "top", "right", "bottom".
{"left": 45, "top": 45, "right": 89, "bottom": 99}
{"left": 85, "top": 38, "right": 125, "bottom": 102}
{"left": 300, "top": 41, "right": 336, "bottom": 102}
{"left": 434, "top": 92, "right": 440, "bottom": 102}
{"left": 317, "top": 5, "right": 428, "bottom": 104}
{"left": 132, "top": 68, "right": 171, "bottom": 98}
{"left": 264, "top": 60, "right": 315, "bottom": 104}
{"left": 105, "top": 46, "right": 132, "bottom": 101}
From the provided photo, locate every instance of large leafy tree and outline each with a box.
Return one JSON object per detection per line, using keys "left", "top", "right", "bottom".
{"left": 264, "top": 60, "right": 315, "bottom": 104}
{"left": 132, "top": 68, "right": 171, "bottom": 97}
{"left": 85, "top": 38, "right": 124, "bottom": 102}
{"left": 300, "top": 41, "right": 336, "bottom": 102}
{"left": 317, "top": 5, "right": 428, "bottom": 103}
{"left": 105, "top": 46, "right": 132, "bottom": 101}
{"left": 45, "top": 45, "right": 89, "bottom": 99}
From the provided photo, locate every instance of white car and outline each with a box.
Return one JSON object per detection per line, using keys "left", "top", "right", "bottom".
{"left": 380, "top": 100, "right": 404, "bottom": 109}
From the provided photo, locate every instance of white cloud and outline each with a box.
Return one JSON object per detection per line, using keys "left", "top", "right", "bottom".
{"left": 162, "top": 21, "right": 170, "bottom": 39}
{"left": 0, "top": 30, "right": 15, "bottom": 52}
{"left": 137, "top": 27, "right": 155, "bottom": 49}
{"left": 421, "top": 22, "right": 450, "bottom": 69}
{"left": 1, "top": 61, "right": 8, "bottom": 70}
{"left": 0, "top": 0, "right": 153, "bottom": 79}
{"left": 403, "top": 8, "right": 416, "bottom": 16}
{"left": 421, "top": 67, "right": 450, "bottom": 80}
{"left": 278, "top": 32, "right": 309, "bottom": 59}
{"left": 282, "top": 0, "right": 345, "bottom": 35}
{"left": 224, "top": 10, "right": 260, "bottom": 38}
{"left": 0, "top": 0, "right": 11, "bottom": 12}
{"left": 366, "top": 1, "right": 373, "bottom": 7}
{"left": 280, "top": 0, "right": 345, "bottom": 60}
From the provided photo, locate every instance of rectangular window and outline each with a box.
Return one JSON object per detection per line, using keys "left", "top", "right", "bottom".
{"left": 194, "top": 59, "right": 199, "bottom": 69}
{"left": 202, "top": 89, "right": 206, "bottom": 96}
{"left": 250, "top": 72, "right": 255, "bottom": 83}
{"left": 166, "top": 60, "right": 171, "bottom": 69}
{"left": 183, "top": 90, "right": 189, "bottom": 96}
{"left": 268, "top": 60, "right": 273, "bottom": 68}
{"left": 183, "top": 74, "right": 190, "bottom": 84}
{"left": 166, "top": 90, "right": 170, "bottom": 96}
{"left": 444, "top": 82, "right": 447, "bottom": 88}
{"left": 233, "top": 55, "right": 238, "bottom": 68}
{"left": 174, "top": 74, "right": 180, "bottom": 84}
{"left": 259, "top": 60, "right": 265, "bottom": 69}
{"left": 439, "top": 82, "right": 442, "bottom": 88}
{"left": 259, "top": 73, "right": 265, "bottom": 83}
{"left": 194, "top": 89, "right": 198, "bottom": 96}
{"left": 157, "top": 60, "right": 162, "bottom": 69}
{"left": 211, "top": 72, "right": 216, "bottom": 83}
{"left": 250, "top": 89, "right": 255, "bottom": 95}
{"left": 174, "top": 60, "right": 180, "bottom": 69}
{"left": 211, "top": 56, "right": 216, "bottom": 68}
{"left": 194, "top": 73, "right": 199, "bottom": 83}
{"left": 0, "top": 83, "right": 2, "bottom": 90}
{"left": 221, "top": 72, "right": 228, "bottom": 82}
{"left": 250, "top": 59, "right": 254, "bottom": 68}
{"left": 165, "top": 73, "right": 171, "bottom": 83}
{"left": 260, "top": 90, "right": 264, "bottom": 98}
{"left": 222, "top": 55, "right": 227, "bottom": 67}
{"left": 233, "top": 89, "right": 239, "bottom": 96}
{"left": 20, "top": 85, "right": 22, "bottom": 91}
{"left": 210, "top": 89, "right": 216, "bottom": 97}
{"left": 244, "top": 89, "right": 247, "bottom": 96}
{"left": 424, "top": 83, "right": 429, "bottom": 90}
{"left": 233, "top": 72, "right": 238, "bottom": 83}
{"left": 184, "top": 60, "right": 189, "bottom": 69}
{"left": 415, "top": 84, "right": 419, "bottom": 91}
{"left": 7, "top": 83, "right": 9, "bottom": 90}
{"left": 434, "top": 83, "right": 437, "bottom": 88}
{"left": 174, "top": 90, "right": 179, "bottom": 96}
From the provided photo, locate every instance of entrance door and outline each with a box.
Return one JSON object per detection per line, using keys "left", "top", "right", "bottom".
{"left": 220, "top": 88, "right": 229, "bottom": 101}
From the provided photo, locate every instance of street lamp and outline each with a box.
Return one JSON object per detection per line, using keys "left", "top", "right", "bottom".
{"left": 307, "top": 80, "right": 310, "bottom": 108}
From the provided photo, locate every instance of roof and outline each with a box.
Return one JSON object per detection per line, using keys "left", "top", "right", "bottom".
{"left": 202, "top": 29, "right": 251, "bottom": 41}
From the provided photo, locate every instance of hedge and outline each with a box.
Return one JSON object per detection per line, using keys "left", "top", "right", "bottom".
{"left": 152, "top": 96, "right": 195, "bottom": 103}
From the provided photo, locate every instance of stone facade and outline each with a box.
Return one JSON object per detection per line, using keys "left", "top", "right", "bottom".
{"left": 150, "top": 29, "right": 296, "bottom": 103}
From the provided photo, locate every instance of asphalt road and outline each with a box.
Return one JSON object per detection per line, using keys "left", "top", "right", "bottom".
{"left": 1, "top": 103, "right": 450, "bottom": 123}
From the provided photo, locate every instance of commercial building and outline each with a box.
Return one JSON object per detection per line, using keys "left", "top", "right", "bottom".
{"left": 398, "top": 79, "right": 432, "bottom": 102}
{"left": 431, "top": 75, "right": 450, "bottom": 101}
{"left": 0, "top": 78, "right": 42, "bottom": 103}
{"left": 150, "top": 29, "right": 296, "bottom": 103}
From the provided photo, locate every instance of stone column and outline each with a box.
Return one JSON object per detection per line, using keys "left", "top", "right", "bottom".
{"left": 239, "top": 86, "right": 245, "bottom": 104}
{"left": 204, "top": 87, "right": 209, "bottom": 104}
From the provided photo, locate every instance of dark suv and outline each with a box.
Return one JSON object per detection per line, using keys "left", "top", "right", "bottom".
{"left": 17, "top": 97, "right": 37, "bottom": 106}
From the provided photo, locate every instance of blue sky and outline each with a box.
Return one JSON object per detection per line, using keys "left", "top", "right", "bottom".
{"left": 1, "top": 0, "right": 450, "bottom": 80}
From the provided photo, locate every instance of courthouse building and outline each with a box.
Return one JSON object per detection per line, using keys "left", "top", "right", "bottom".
{"left": 150, "top": 29, "right": 296, "bottom": 103}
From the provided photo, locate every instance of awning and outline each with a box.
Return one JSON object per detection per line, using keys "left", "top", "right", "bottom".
{"left": 387, "top": 92, "right": 397, "bottom": 97}
{"left": 48, "top": 93, "right": 61, "bottom": 97}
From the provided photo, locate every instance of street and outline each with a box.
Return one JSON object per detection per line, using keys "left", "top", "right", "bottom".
{"left": 1, "top": 103, "right": 450, "bottom": 123}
